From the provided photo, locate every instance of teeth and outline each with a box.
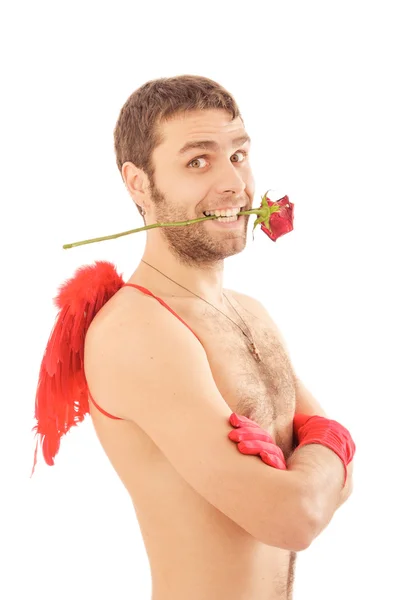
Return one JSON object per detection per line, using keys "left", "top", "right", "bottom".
{"left": 216, "top": 215, "right": 238, "bottom": 222}
{"left": 204, "top": 207, "right": 242, "bottom": 217}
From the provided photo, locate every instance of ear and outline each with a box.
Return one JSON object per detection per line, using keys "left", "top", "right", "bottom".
{"left": 122, "top": 161, "right": 149, "bottom": 208}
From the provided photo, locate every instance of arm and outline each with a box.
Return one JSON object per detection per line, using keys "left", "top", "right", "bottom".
{"left": 228, "top": 291, "right": 354, "bottom": 519}
{"left": 84, "top": 296, "right": 319, "bottom": 552}
{"left": 286, "top": 433, "right": 352, "bottom": 537}
{"left": 292, "top": 377, "right": 354, "bottom": 512}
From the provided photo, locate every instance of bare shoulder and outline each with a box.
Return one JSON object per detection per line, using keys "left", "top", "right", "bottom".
{"left": 226, "top": 288, "right": 289, "bottom": 352}
{"left": 83, "top": 285, "right": 206, "bottom": 415}
{"left": 226, "top": 288, "right": 273, "bottom": 323}
{"left": 85, "top": 284, "right": 198, "bottom": 355}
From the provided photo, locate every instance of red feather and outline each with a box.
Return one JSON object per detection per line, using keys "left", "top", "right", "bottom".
{"left": 31, "top": 260, "right": 126, "bottom": 475}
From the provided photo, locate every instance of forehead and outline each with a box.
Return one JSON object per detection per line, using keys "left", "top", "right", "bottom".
{"left": 156, "top": 109, "right": 249, "bottom": 154}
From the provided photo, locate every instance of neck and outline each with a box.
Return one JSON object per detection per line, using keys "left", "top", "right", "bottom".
{"left": 128, "top": 247, "right": 226, "bottom": 306}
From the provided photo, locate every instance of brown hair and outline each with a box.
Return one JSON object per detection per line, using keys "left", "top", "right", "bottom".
{"left": 113, "top": 74, "right": 243, "bottom": 217}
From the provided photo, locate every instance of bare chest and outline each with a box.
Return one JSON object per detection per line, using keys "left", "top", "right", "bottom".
{"left": 167, "top": 294, "right": 297, "bottom": 459}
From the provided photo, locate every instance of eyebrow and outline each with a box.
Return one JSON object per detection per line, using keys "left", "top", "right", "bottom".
{"left": 178, "top": 134, "right": 251, "bottom": 155}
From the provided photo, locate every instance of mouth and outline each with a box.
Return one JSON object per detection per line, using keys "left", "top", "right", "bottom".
{"left": 203, "top": 206, "right": 246, "bottom": 222}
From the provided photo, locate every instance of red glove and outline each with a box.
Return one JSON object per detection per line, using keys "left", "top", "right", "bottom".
{"left": 228, "top": 413, "right": 287, "bottom": 470}
{"left": 293, "top": 413, "right": 356, "bottom": 487}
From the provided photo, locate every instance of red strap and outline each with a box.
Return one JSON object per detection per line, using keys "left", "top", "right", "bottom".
{"left": 88, "top": 387, "right": 123, "bottom": 420}
{"left": 124, "top": 283, "right": 202, "bottom": 343}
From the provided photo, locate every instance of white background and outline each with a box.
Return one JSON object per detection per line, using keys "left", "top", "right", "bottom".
{"left": 1, "top": 1, "right": 399, "bottom": 598}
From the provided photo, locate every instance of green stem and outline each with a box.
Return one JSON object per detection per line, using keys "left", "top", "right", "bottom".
{"left": 62, "top": 209, "right": 262, "bottom": 249}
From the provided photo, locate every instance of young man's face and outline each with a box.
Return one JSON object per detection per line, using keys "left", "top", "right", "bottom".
{"left": 146, "top": 109, "right": 255, "bottom": 265}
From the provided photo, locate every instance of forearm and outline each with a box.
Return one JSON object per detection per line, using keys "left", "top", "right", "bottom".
{"left": 291, "top": 376, "right": 354, "bottom": 511}
{"left": 286, "top": 443, "right": 346, "bottom": 537}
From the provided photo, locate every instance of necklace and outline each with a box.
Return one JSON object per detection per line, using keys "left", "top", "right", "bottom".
{"left": 140, "top": 259, "right": 261, "bottom": 362}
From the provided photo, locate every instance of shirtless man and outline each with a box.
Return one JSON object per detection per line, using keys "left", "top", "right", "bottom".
{"left": 83, "top": 75, "right": 354, "bottom": 600}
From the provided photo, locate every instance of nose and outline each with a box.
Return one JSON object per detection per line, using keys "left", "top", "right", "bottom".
{"left": 214, "top": 159, "right": 247, "bottom": 196}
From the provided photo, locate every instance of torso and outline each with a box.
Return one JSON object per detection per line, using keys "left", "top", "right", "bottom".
{"left": 87, "top": 283, "right": 298, "bottom": 600}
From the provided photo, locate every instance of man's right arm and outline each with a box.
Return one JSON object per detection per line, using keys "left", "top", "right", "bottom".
{"left": 84, "top": 298, "right": 335, "bottom": 551}
{"left": 286, "top": 443, "right": 350, "bottom": 535}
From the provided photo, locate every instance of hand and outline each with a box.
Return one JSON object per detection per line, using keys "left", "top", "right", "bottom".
{"left": 228, "top": 413, "right": 287, "bottom": 470}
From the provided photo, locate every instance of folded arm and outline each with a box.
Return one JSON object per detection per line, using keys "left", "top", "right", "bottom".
{"left": 230, "top": 291, "right": 354, "bottom": 514}
{"left": 84, "top": 295, "right": 322, "bottom": 552}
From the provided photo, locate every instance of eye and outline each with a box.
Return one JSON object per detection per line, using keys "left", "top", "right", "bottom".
{"left": 231, "top": 150, "right": 248, "bottom": 163}
{"left": 187, "top": 156, "right": 208, "bottom": 169}
{"left": 187, "top": 150, "right": 248, "bottom": 169}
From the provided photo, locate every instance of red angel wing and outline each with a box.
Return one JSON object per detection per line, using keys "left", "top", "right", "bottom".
{"left": 31, "top": 260, "right": 126, "bottom": 475}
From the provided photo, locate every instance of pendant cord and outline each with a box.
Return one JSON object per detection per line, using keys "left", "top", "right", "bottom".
{"left": 139, "top": 259, "right": 260, "bottom": 359}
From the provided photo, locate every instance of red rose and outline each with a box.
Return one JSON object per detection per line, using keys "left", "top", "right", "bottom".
{"left": 260, "top": 194, "right": 294, "bottom": 242}
{"left": 63, "top": 190, "right": 295, "bottom": 249}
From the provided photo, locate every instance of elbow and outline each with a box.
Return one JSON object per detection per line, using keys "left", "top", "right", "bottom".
{"left": 259, "top": 492, "right": 322, "bottom": 553}
{"left": 290, "top": 518, "right": 319, "bottom": 552}
{"left": 255, "top": 476, "right": 325, "bottom": 552}
{"left": 269, "top": 519, "right": 317, "bottom": 553}
{"left": 256, "top": 510, "right": 317, "bottom": 553}
{"left": 295, "top": 516, "right": 320, "bottom": 551}
{"left": 299, "top": 473, "right": 354, "bottom": 548}
{"left": 293, "top": 490, "right": 323, "bottom": 552}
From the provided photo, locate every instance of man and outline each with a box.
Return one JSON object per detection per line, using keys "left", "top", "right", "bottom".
{"left": 82, "top": 75, "right": 354, "bottom": 599}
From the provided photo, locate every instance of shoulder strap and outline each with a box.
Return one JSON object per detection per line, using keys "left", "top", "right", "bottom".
{"left": 89, "top": 283, "right": 202, "bottom": 420}
{"left": 123, "top": 283, "right": 202, "bottom": 343}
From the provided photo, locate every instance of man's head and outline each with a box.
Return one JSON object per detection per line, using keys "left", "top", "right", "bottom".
{"left": 114, "top": 75, "right": 255, "bottom": 266}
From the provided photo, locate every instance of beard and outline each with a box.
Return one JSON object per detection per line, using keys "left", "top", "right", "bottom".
{"left": 147, "top": 176, "right": 250, "bottom": 267}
